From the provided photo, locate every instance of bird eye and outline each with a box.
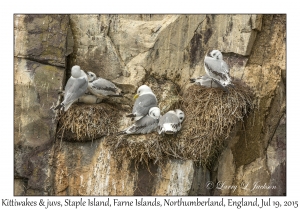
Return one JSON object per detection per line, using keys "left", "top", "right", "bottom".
{"left": 180, "top": 117, "right": 183, "bottom": 120}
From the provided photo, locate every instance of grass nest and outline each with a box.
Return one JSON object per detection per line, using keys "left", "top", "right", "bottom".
{"left": 106, "top": 79, "right": 254, "bottom": 168}
{"left": 174, "top": 79, "right": 254, "bottom": 167}
{"left": 56, "top": 77, "right": 254, "bottom": 168}
{"left": 56, "top": 103, "right": 122, "bottom": 142}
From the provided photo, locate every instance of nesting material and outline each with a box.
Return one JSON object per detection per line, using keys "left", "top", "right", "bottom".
{"left": 105, "top": 78, "right": 181, "bottom": 166}
{"left": 106, "top": 79, "right": 254, "bottom": 168}
{"left": 106, "top": 134, "right": 164, "bottom": 166}
{"left": 176, "top": 79, "right": 254, "bottom": 167}
{"left": 56, "top": 103, "right": 121, "bottom": 142}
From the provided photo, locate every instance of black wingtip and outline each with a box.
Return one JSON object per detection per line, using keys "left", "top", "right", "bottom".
{"left": 126, "top": 113, "right": 135, "bottom": 118}
{"left": 110, "top": 94, "right": 123, "bottom": 97}
{"left": 227, "top": 83, "right": 235, "bottom": 88}
{"left": 211, "top": 79, "right": 229, "bottom": 93}
{"left": 54, "top": 103, "right": 64, "bottom": 110}
{"left": 189, "top": 78, "right": 196, "bottom": 83}
{"left": 116, "top": 131, "right": 125, "bottom": 136}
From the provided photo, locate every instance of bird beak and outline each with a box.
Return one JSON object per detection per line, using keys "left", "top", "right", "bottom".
{"left": 133, "top": 94, "right": 139, "bottom": 100}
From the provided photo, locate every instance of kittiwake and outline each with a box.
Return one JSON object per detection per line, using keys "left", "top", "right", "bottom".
{"left": 54, "top": 65, "right": 88, "bottom": 111}
{"left": 117, "top": 107, "right": 160, "bottom": 135}
{"left": 126, "top": 85, "right": 157, "bottom": 121}
{"left": 158, "top": 109, "right": 185, "bottom": 135}
{"left": 86, "top": 71, "right": 123, "bottom": 97}
{"left": 204, "top": 50, "right": 233, "bottom": 92}
{"left": 190, "top": 74, "right": 219, "bottom": 88}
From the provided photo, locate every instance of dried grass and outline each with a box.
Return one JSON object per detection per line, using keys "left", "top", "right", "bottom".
{"left": 176, "top": 79, "right": 254, "bottom": 167}
{"left": 106, "top": 79, "right": 254, "bottom": 167}
{"left": 56, "top": 103, "right": 121, "bottom": 142}
{"left": 57, "top": 79, "right": 254, "bottom": 168}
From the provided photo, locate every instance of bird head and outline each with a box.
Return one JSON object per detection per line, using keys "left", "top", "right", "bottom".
{"left": 133, "top": 85, "right": 153, "bottom": 99}
{"left": 87, "top": 71, "right": 97, "bottom": 82}
{"left": 71, "top": 65, "right": 81, "bottom": 78}
{"left": 175, "top": 109, "right": 185, "bottom": 123}
{"left": 149, "top": 107, "right": 161, "bottom": 119}
{"left": 209, "top": 50, "right": 223, "bottom": 60}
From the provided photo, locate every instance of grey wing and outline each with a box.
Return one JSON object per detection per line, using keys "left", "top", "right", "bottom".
{"left": 158, "top": 113, "right": 179, "bottom": 127}
{"left": 133, "top": 115, "right": 159, "bottom": 134}
{"left": 64, "top": 77, "right": 75, "bottom": 93}
{"left": 158, "top": 113, "right": 180, "bottom": 133}
{"left": 204, "top": 57, "right": 228, "bottom": 80}
{"left": 63, "top": 77, "right": 88, "bottom": 104}
{"left": 92, "top": 78, "right": 119, "bottom": 95}
{"left": 199, "top": 75, "right": 219, "bottom": 88}
{"left": 220, "top": 60, "right": 230, "bottom": 74}
{"left": 132, "top": 94, "right": 157, "bottom": 116}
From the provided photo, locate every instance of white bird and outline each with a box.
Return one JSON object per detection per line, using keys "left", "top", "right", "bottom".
{"left": 158, "top": 109, "right": 185, "bottom": 135}
{"left": 54, "top": 65, "right": 88, "bottom": 111}
{"left": 126, "top": 85, "right": 158, "bottom": 121}
{"left": 190, "top": 74, "right": 219, "bottom": 88}
{"left": 117, "top": 107, "right": 160, "bottom": 135}
{"left": 204, "top": 50, "right": 233, "bottom": 92}
{"left": 86, "top": 71, "right": 123, "bottom": 97}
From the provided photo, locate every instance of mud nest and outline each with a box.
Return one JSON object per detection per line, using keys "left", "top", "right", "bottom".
{"left": 56, "top": 103, "right": 122, "bottom": 142}
{"left": 106, "top": 79, "right": 254, "bottom": 168}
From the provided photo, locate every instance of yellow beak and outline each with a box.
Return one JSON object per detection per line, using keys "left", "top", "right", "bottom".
{"left": 133, "top": 94, "right": 139, "bottom": 100}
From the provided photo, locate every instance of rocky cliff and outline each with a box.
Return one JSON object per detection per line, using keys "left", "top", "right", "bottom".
{"left": 14, "top": 14, "right": 286, "bottom": 196}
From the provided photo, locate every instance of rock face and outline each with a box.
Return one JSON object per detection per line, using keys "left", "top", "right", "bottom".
{"left": 14, "top": 14, "right": 286, "bottom": 196}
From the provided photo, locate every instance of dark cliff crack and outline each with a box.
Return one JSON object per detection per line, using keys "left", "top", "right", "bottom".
{"left": 194, "top": 15, "right": 208, "bottom": 34}
{"left": 106, "top": 20, "right": 127, "bottom": 68}
{"left": 18, "top": 56, "right": 65, "bottom": 68}
{"left": 267, "top": 113, "right": 285, "bottom": 148}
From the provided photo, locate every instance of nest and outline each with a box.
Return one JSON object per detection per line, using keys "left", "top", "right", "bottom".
{"left": 56, "top": 103, "right": 122, "bottom": 142}
{"left": 56, "top": 76, "right": 254, "bottom": 168}
{"left": 175, "top": 79, "right": 254, "bottom": 167}
{"left": 106, "top": 79, "right": 254, "bottom": 168}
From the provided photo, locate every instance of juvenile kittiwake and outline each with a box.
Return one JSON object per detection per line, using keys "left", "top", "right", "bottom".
{"left": 86, "top": 71, "right": 123, "bottom": 97}
{"left": 190, "top": 74, "right": 219, "bottom": 88}
{"left": 158, "top": 109, "right": 185, "bottom": 135}
{"left": 126, "top": 85, "right": 158, "bottom": 121}
{"left": 117, "top": 107, "right": 160, "bottom": 135}
{"left": 54, "top": 65, "right": 88, "bottom": 111}
{"left": 204, "top": 50, "right": 233, "bottom": 92}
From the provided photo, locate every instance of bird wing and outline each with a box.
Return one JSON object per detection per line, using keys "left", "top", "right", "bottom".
{"left": 91, "top": 78, "right": 119, "bottom": 94}
{"left": 220, "top": 60, "right": 230, "bottom": 74}
{"left": 158, "top": 112, "right": 180, "bottom": 133}
{"left": 204, "top": 57, "right": 228, "bottom": 81}
{"left": 131, "top": 115, "right": 159, "bottom": 134}
{"left": 158, "top": 112, "right": 179, "bottom": 127}
{"left": 63, "top": 77, "right": 88, "bottom": 105}
{"left": 132, "top": 94, "right": 157, "bottom": 116}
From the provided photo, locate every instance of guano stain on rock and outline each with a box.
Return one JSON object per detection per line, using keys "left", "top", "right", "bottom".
{"left": 189, "top": 33, "right": 203, "bottom": 68}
